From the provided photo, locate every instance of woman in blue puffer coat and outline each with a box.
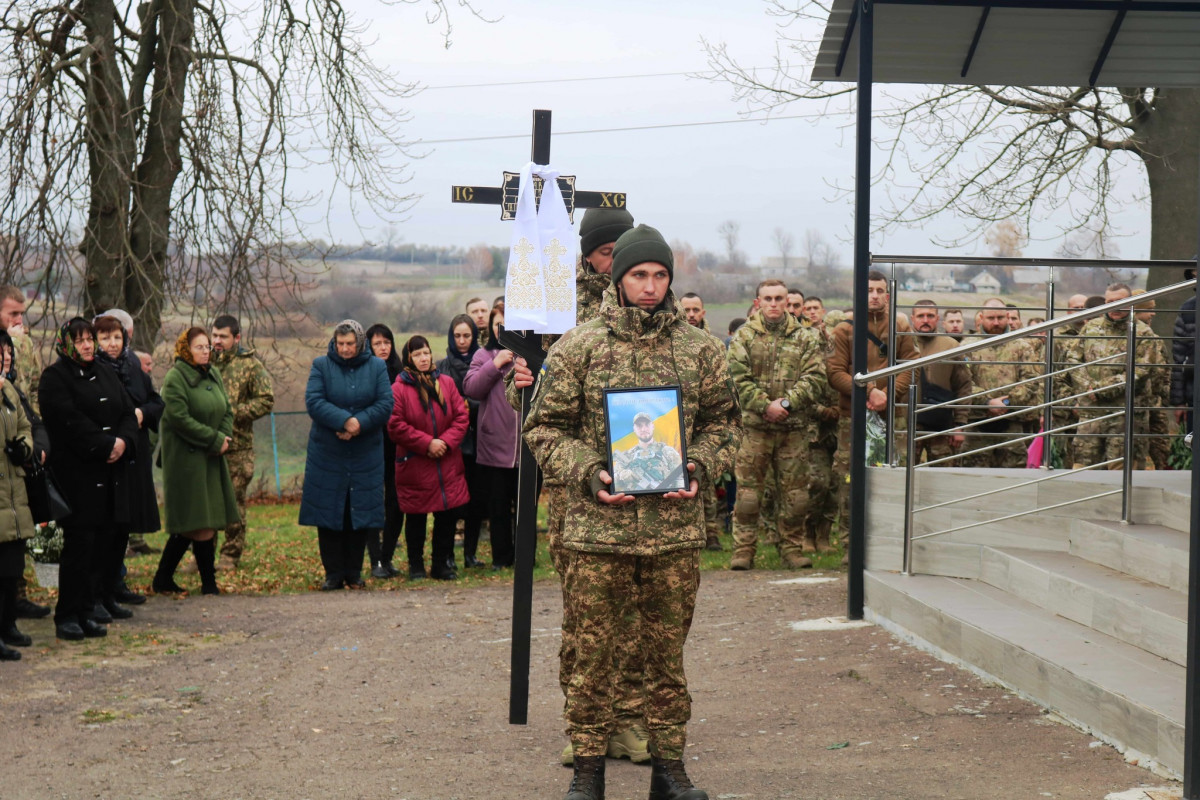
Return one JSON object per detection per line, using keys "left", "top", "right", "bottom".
{"left": 299, "top": 320, "right": 394, "bottom": 590}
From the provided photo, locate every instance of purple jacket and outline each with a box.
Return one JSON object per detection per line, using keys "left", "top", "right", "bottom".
{"left": 463, "top": 348, "right": 519, "bottom": 469}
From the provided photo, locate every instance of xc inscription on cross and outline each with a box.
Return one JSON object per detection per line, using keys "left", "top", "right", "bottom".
{"left": 449, "top": 109, "right": 627, "bottom": 725}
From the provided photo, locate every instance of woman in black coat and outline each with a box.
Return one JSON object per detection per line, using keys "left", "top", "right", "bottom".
{"left": 94, "top": 315, "right": 163, "bottom": 607}
{"left": 365, "top": 323, "right": 403, "bottom": 578}
{"left": 436, "top": 314, "right": 486, "bottom": 570}
{"left": 38, "top": 318, "right": 138, "bottom": 641}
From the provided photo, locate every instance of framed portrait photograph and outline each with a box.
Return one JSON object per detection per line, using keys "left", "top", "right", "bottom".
{"left": 602, "top": 385, "right": 688, "bottom": 496}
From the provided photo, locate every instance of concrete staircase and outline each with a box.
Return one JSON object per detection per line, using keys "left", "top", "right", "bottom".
{"left": 862, "top": 467, "right": 1192, "bottom": 777}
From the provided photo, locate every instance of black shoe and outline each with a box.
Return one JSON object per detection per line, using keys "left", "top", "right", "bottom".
{"left": 102, "top": 598, "right": 134, "bottom": 620}
{"left": 371, "top": 563, "right": 390, "bottom": 579}
{"left": 14, "top": 598, "right": 50, "bottom": 619}
{"left": 320, "top": 578, "right": 344, "bottom": 591}
{"left": 112, "top": 583, "right": 147, "bottom": 605}
{"left": 345, "top": 577, "right": 366, "bottom": 589}
{"left": 200, "top": 582, "right": 221, "bottom": 596}
{"left": 0, "top": 641, "right": 21, "bottom": 661}
{"left": 55, "top": 621, "right": 85, "bottom": 641}
{"left": 90, "top": 603, "right": 114, "bottom": 624}
{"left": 565, "top": 755, "right": 605, "bottom": 800}
{"left": 408, "top": 567, "right": 425, "bottom": 581}
{"left": 152, "top": 577, "right": 187, "bottom": 594}
{"left": 384, "top": 562, "right": 402, "bottom": 578}
{"left": 430, "top": 568, "right": 458, "bottom": 581}
{"left": 1, "top": 624, "right": 31, "bottom": 647}
{"left": 463, "top": 555, "right": 485, "bottom": 568}
{"left": 648, "top": 758, "right": 707, "bottom": 800}
{"left": 80, "top": 619, "right": 108, "bottom": 638}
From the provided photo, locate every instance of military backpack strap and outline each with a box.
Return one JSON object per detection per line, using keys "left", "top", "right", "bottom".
{"left": 865, "top": 330, "right": 887, "bottom": 358}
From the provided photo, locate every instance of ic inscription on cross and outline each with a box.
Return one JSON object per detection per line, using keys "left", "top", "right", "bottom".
{"left": 450, "top": 109, "right": 628, "bottom": 725}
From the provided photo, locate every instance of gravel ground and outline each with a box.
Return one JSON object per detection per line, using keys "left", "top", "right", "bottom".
{"left": 2, "top": 570, "right": 1170, "bottom": 800}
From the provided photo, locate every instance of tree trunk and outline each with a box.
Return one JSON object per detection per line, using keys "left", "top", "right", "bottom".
{"left": 80, "top": 0, "right": 136, "bottom": 317}
{"left": 1138, "top": 88, "right": 1200, "bottom": 335}
{"left": 127, "top": 0, "right": 194, "bottom": 347}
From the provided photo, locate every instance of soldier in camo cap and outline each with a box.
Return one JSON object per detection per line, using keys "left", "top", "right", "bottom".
{"left": 611, "top": 412, "right": 684, "bottom": 493}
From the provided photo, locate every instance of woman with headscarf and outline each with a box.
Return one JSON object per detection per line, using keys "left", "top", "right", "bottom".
{"left": 0, "top": 333, "right": 37, "bottom": 659}
{"left": 364, "top": 323, "right": 404, "bottom": 579}
{"left": 93, "top": 314, "right": 163, "bottom": 609}
{"left": 299, "top": 320, "right": 394, "bottom": 590}
{"left": 39, "top": 318, "right": 138, "bottom": 640}
{"left": 436, "top": 313, "right": 486, "bottom": 569}
{"left": 152, "top": 326, "right": 239, "bottom": 596}
{"left": 389, "top": 334, "right": 469, "bottom": 581}
{"left": 463, "top": 304, "right": 519, "bottom": 569}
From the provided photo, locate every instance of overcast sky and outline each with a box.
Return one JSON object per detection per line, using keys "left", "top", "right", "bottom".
{"left": 301, "top": 0, "right": 1153, "bottom": 264}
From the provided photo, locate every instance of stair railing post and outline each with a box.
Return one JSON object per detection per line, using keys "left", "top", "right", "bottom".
{"left": 1122, "top": 313, "right": 1136, "bottom": 524}
{"left": 887, "top": 273, "right": 898, "bottom": 466}
{"left": 1043, "top": 270, "right": 1056, "bottom": 468}
{"left": 902, "top": 378, "right": 917, "bottom": 575}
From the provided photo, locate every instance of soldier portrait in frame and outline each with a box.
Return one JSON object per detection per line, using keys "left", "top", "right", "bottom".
{"left": 603, "top": 386, "right": 688, "bottom": 495}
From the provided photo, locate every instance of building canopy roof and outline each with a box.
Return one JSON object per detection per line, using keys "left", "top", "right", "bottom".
{"left": 812, "top": 0, "right": 1200, "bottom": 88}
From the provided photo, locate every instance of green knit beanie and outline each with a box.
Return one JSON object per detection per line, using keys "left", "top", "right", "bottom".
{"left": 611, "top": 224, "right": 674, "bottom": 287}
{"left": 579, "top": 207, "right": 635, "bottom": 258}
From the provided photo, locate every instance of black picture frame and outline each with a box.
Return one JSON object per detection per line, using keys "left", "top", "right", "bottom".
{"left": 601, "top": 385, "right": 688, "bottom": 496}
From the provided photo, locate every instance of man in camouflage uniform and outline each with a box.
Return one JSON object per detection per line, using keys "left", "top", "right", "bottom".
{"left": 523, "top": 224, "right": 740, "bottom": 800}
{"left": 510, "top": 208, "right": 653, "bottom": 768}
{"left": 1068, "top": 283, "right": 1164, "bottom": 468}
{"left": 0, "top": 286, "right": 50, "bottom": 619}
{"left": 680, "top": 292, "right": 725, "bottom": 550}
{"left": 727, "top": 278, "right": 828, "bottom": 570}
{"left": 210, "top": 315, "right": 274, "bottom": 571}
{"left": 910, "top": 300, "right": 973, "bottom": 466}
{"left": 964, "top": 298, "right": 1043, "bottom": 468}
{"left": 803, "top": 316, "right": 843, "bottom": 555}
{"left": 1133, "top": 292, "right": 1172, "bottom": 468}
{"left": 612, "top": 412, "right": 684, "bottom": 492}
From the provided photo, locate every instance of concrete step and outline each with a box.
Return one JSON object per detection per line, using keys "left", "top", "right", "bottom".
{"left": 979, "top": 546, "right": 1187, "bottom": 666}
{"left": 865, "top": 570, "right": 1184, "bottom": 776}
{"left": 1069, "top": 519, "right": 1189, "bottom": 593}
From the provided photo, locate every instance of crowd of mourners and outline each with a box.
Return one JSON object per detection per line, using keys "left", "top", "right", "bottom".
{"left": 0, "top": 289, "right": 521, "bottom": 660}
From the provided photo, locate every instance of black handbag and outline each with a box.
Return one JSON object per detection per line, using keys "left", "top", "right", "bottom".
{"left": 24, "top": 461, "right": 71, "bottom": 524}
{"left": 916, "top": 372, "right": 958, "bottom": 432}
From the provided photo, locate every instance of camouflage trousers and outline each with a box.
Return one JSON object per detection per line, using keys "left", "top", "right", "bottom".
{"left": 546, "top": 484, "right": 644, "bottom": 729}
{"left": 804, "top": 440, "right": 836, "bottom": 548}
{"left": 757, "top": 466, "right": 778, "bottom": 545}
{"left": 703, "top": 475, "right": 723, "bottom": 541}
{"left": 1075, "top": 408, "right": 1149, "bottom": 468}
{"left": 561, "top": 547, "right": 700, "bottom": 760}
{"left": 220, "top": 449, "right": 255, "bottom": 561}
{"left": 1148, "top": 407, "right": 1171, "bottom": 469}
{"left": 964, "top": 423, "right": 1028, "bottom": 469}
{"left": 733, "top": 427, "right": 813, "bottom": 560}
{"left": 916, "top": 434, "right": 965, "bottom": 467}
{"left": 833, "top": 417, "right": 851, "bottom": 534}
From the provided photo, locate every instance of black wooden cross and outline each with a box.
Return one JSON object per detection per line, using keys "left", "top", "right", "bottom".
{"left": 450, "top": 109, "right": 627, "bottom": 725}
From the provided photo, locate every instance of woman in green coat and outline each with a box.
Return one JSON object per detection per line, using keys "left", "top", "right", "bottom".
{"left": 152, "top": 327, "right": 239, "bottom": 596}
{"left": 0, "top": 333, "right": 35, "bottom": 660}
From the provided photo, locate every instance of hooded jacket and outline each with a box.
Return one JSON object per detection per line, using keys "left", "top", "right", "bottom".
{"left": 524, "top": 286, "right": 741, "bottom": 556}
{"left": 298, "top": 332, "right": 394, "bottom": 531}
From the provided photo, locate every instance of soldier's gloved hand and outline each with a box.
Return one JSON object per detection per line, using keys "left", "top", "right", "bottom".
{"left": 592, "top": 468, "right": 635, "bottom": 506}
{"left": 663, "top": 462, "right": 700, "bottom": 500}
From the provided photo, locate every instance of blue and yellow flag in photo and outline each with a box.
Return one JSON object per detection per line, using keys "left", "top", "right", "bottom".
{"left": 606, "top": 387, "right": 683, "bottom": 455}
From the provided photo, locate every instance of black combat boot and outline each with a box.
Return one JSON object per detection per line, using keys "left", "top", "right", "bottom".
{"left": 648, "top": 757, "right": 708, "bottom": 800}
{"left": 564, "top": 754, "right": 605, "bottom": 800}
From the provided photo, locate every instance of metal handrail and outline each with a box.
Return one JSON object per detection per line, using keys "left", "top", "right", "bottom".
{"left": 875, "top": 275, "right": 1195, "bottom": 576}
{"left": 852, "top": 277, "right": 1195, "bottom": 387}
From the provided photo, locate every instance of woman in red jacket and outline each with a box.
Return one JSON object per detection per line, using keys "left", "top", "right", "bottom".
{"left": 388, "top": 335, "right": 469, "bottom": 581}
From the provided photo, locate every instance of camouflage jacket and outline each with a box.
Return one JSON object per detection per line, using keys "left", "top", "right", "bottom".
{"left": 612, "top": 440, "right": 684, "bottom": 493}
{"left": 1069, "top": 314, "right": 1164, "bottom": 407}
{"left": 523, "top": 286, "right": 742, "bottom": 556}
{"left": 965, "top": 334, "right": 1043, "bottom": 426}
{"left": 12, "top": 332, "right": 41, "bottom": 412}
{"left": 212, "top": 346, "right": 275, "bottom": 451}
{"left": 726, "top": 311, "right": 829, "bottom": 431}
